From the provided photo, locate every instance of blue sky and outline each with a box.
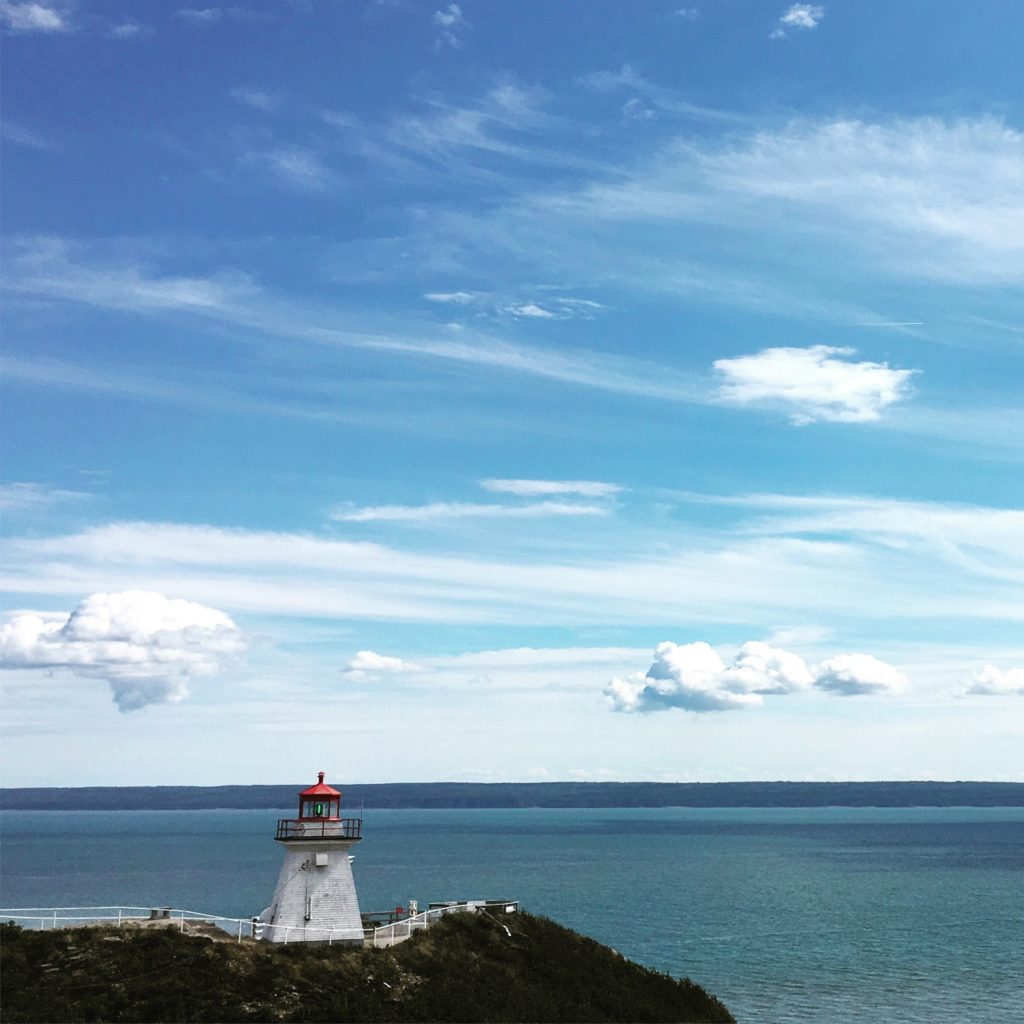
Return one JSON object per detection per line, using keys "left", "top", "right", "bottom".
{"left": 2, "top": 0, "right": 1022, "bottom": 787}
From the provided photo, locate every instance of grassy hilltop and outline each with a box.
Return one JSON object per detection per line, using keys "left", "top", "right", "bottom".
{"left": 0, "top": 913, "right": 733, "bottom": 1023}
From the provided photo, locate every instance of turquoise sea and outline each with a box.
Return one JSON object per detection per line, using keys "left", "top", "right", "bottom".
{"left": 2, "top": 806, "right": 1022, "bottom": 1023}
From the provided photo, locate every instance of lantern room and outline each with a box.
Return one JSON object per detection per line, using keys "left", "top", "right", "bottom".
{"left": 298, "top": 772, "right": 341, "bottom": 821}
{"left": 276, "top": 772, "right": 362, "bottom": 842}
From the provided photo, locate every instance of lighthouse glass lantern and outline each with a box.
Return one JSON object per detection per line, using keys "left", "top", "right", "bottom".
{"left": 256, "top": 772, "right": 364, "bottom": 943}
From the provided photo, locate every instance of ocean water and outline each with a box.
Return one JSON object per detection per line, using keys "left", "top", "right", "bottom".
{"left": 1, "top": 806, "right": 1022, "bottom": 1023}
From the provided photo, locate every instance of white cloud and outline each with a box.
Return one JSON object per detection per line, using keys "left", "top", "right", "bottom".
{"left": 244, "top": 147, "right": 332, "bottom": 192}
{"left": 506, "top": 303, "right": 556, "bottom": 319}
{"left": 965, "top": 665, "right": 1024, "bottom": 696}
{"left": 330, "top": 500, "right": 608, "bottom": 523}
{"left": 0, "top": 591, "right": 246, "bottom": 711}
{"left": 4, "top": 237, "right": 703, "bottom": 403}
{"left": 700, "top": 117, "right": 1024, "bottom": 282}
{"left": 480, "top": 479, "right": 622, "bottom": 498}
{"left": 607, "top": 641, "right": 907, "bottom": 713}
{"left": 8, "top": 503, "right": 1024, "bottom": 630}
{"left": 0, "top": 1, "right": 67, "bottom": 32}
{"left": 622, "top": 98, "right": 656, "bottom": 122}
{"left": 230, "top": 87, "right": 279, "bottom": 113}
{"left": 424, "top": 291, "right": 475, "bottom": 304}
{"left": 0, "top": 482, "right": 89, "bottom": 511}
{"left": 714, "top": 345, "right": 915, "bottom": 424}
{"left": 176, "top": 6, "right": 269, "bottom": 25}
{"left": 605, "top": 640, "right": 813, "bottom": 714}
{"left": 549, "top": 114, "right": 1024, "bottom": 287}
{"left": 780, "top": 4, "right": 824, "bottom": 29}
{"left": 433, "top": 2, "right": 467, "bottom": 49}
{"left": 109, "top": 20, "right": 149, "bottom": 39}
{"left": 1, "top": 121, "right": 51, "bottom": 149}
{"left": 772, "top": 3, "right": 823, "bottom": 37}
{"left": 673, "top": 7, "right": 699, "bottom": 20}
{"left": 697, "top": 492, "right": 1024, "bottom": 585}
{"left": 5, "top": 238, "right": 257, "bottom": 312}
{"left": 344, "top": 650, "right": 419, "bottom": 678}
{"left": 813, "top": 653, "right": 908, "bottom": 695}
{"left": 176, "top": 7, "right": 221, "bottom": 22}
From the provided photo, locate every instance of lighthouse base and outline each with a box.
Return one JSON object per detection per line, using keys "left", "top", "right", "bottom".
{"left": 258, "top": 841, "right": 363, "bottom": 943}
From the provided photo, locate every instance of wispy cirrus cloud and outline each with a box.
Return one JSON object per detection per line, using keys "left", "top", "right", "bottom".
{"left": 230, "top": 86, "right": 280, "bottom": 113}
{"left": 9, "top": 239, "right": 1016, "bottom": 455}
{"left": 0, "top": 120, "right": 53, "bottom": 150}
{"left": 109, "top": 20, "right": 150, "bottom": 39}
{"left": 670, "top": 491, "right": 1024, "bottom": 586}
{"left": 241, "top": 146, "right": 334, "bottom": 192}
{"left": 176, "top": 7, "right": 268, "bottom": 25}
{"left": 0, "top": 481, "right": 90, "bottom": 511}
{"left": 330, "top": 500, "right": 608, "bottom": 523}
{"left": 576, "top": 64, "right": 745, "bottom": 125}
{"left": 5, "top": 489, "right": 1024, "bottom": 631}
{"left": 524, "top": 113, "right": 1024, "bottom": 288}
{"left": 481, "top": 479, "right": 622, "bottom": 498}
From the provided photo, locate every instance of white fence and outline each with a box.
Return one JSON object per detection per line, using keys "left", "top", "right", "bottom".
{"left": 370, "top": 901, "right": 519, "bottom": 948}
{"left": 2, "top": 901, "right": 519, "bottom": 947}
{"left": 1, "top": 906, "right": 259, "bottom": 944}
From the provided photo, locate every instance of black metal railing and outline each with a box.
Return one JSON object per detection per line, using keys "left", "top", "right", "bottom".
{"left": 275, "top": 817, "right": 362, "bottom": 841}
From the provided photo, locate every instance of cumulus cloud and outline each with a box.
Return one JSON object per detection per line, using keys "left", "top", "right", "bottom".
{"left": 424, "top": 291, "right": 475, "bottom": 304}
{"left": 605, "top": 640, "right": 813, "bottom": 714}
{"left": 714, "top": 345, "right": 915, "bottom": 424}
{"left": 0, "top": 1, "right": 68, "bottom": 32}
{"left": 772, "top": 3, "right": 823, "bottom": 37}
{"left": 480, "top": 479, "right": 622, "bottom": 498}
{"left": 965, "top": 664, "right": 1024, "bottom": 696}
{"left": 0, "top": 591, "right": 246, "bottom": 711}
{"left": 433, "top": 2, "right": 467, "bottom": 49}
{"left": 813, "top": 653, "right": 908, "bottom": 695}
{"left": 607, "top": 641, "right": 906, "bottom": 713}
{"left": 344, "top": 649, "right": 419, "bottom": 677}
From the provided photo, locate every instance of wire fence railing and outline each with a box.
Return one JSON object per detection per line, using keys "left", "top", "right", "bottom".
{"left": 370, "top": 900, "right": 519, "bottom": 948}
{"left": 1, "top": 900, "right": 519, "bottom": 947}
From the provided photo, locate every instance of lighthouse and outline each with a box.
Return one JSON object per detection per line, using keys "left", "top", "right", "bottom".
{"left": 257, "top": 772, "right": 364, "bottom": 943}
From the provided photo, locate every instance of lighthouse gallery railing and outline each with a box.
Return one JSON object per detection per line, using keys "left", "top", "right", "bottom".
{"left": 275, "top": 817, "right": 362, "bottom": 840}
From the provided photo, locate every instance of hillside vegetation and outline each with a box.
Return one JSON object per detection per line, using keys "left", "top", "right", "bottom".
{"left": 0, "top": 913, "right": 733, "bottom": 1023}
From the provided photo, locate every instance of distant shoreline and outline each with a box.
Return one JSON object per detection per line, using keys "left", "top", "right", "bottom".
{"left": 2, "top": 780, "right": 1022, "bottom": 811}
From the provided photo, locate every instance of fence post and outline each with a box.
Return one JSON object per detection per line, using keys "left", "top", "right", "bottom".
{"left": 180, "top": 912, "right": 185, "bottom": 933}
{"left": 237, "top": 919, "right": 243, "bottom": 943}
{"left": 52, "top": 911, "right": 57, "bottom": 930}
{"left": 118, "top": 910, "right": 123, "bottom": 928}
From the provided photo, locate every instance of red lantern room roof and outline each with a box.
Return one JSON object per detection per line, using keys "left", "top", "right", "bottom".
{"left": 299, "top": 771, "right": 341, "bottom": 798}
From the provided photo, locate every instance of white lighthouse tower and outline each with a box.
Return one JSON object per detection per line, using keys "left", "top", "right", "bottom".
{"left": 257, "top": 772, "right": 364, "bottom": 943}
